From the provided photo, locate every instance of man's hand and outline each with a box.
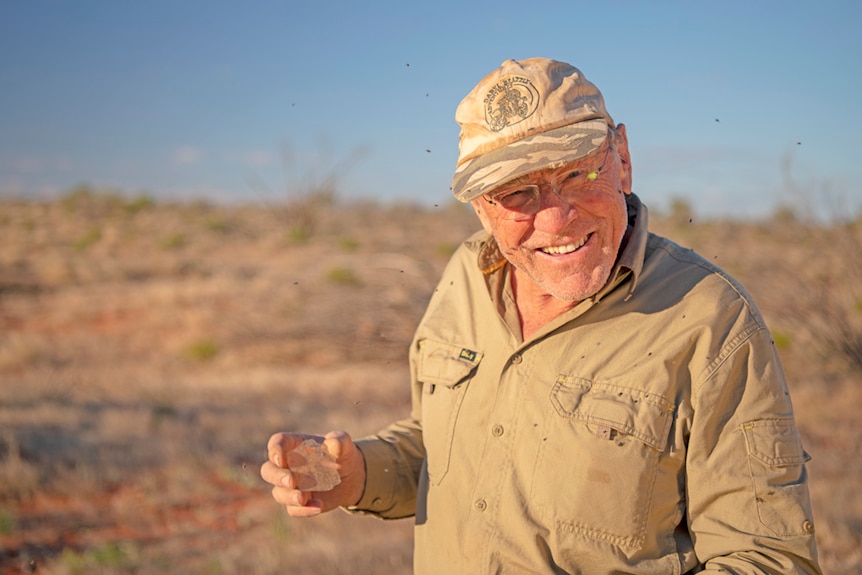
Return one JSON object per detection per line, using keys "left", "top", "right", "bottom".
{"left": 261, "top": 430, "right": 366, "bottom": 518}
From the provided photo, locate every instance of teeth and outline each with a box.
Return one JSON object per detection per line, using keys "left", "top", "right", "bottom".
{"left": 540, "top": 235, "right": 588, "bottom": 255}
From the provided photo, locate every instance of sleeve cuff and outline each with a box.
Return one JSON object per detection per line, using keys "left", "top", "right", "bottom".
{"left": 344, "top": 438, "right": 399, "bottom": 515}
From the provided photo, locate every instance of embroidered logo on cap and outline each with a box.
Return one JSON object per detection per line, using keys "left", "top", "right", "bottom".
{"left": 483, "top": 75, "right": 539, "bottom": 132}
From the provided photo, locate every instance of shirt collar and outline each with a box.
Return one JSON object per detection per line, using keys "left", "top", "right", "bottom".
{"left": 594, "top": 192, "right": 647, "bottom": 302}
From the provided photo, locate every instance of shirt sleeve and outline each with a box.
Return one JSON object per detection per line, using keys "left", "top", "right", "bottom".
{"left": 345, "top": 418, "right": 424, "bottom": 519}
{"left": 343, "top": 336, "right": 428, "bottom": 520}
{"left": 686, "top": 326, "right": 822, "bottom": 573}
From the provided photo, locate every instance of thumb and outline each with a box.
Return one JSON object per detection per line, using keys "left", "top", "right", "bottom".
{"left": 322, "top": 430, "right": 353, "bottom": 461}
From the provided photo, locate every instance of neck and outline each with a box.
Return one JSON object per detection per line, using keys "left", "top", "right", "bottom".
{"left": 512, "top": 268, "right": 578, "bottom": 340}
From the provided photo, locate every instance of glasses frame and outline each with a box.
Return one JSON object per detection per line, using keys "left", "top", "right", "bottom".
{"left": 483, "top": 142, "right": 615, "bottom": 220}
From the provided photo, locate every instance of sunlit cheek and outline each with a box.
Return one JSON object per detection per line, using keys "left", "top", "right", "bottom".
{"left": 603, "top": 195, "right": 629, "bottom": 249}
{"left": 498, "top": 229, "right": 532, "bottom": 257}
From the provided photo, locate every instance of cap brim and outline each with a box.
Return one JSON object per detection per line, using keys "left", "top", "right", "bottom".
{"left": 452, "top": 119, "right": 609, "bottom": 202}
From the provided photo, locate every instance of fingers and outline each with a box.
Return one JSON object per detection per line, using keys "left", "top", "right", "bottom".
{"left": 266, "top": 432, "right": 311, "bottom": 468}
{"left": 272, "top": 486, "right": 323, "bottom": 518}
{"left": 267, "top": 431, "right": 352, "bottom": 470}
{"left": 263, "top": 431, "right": 335, "bottom": 518}
{"left": 263, "top": 430, "right": 361, "bottom": 518}
{"left": 269, "top": 480, "right": 308, "bottom": 506}
{"left": 260, "top": 459, "right": 296, "bottom": 490}
{"left": 281, "top": 495, "right": 322, "bottom": 518}
{"left": 262, "top": 460, "right": 324, "bottom": 517}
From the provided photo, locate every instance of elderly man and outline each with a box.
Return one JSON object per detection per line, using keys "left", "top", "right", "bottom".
{"left": 261, "top": 57, "right": 822, "bottom": 574}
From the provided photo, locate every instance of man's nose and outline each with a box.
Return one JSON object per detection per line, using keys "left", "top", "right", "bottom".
{"left": 532, "top": 185, "right": 577, "bottom": 229}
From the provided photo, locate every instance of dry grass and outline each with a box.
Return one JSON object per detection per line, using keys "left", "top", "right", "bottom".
{"left": 0, "top": 192, "right": 859, "bottom": 574}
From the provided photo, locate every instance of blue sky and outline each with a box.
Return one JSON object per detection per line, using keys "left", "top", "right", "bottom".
{"left": 1, "top": 0, "right": 860, "bottom": 219}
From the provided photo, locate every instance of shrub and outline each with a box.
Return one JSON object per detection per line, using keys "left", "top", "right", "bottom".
{"left": 73, "top": 227, "right": 102, "bottom": 251}
{"left": 204, "top": 216, "right": 231, "bottom": 234}
{"left": 159, "top": 233, "right": 187, "bottom": 250}
{"left": 124, "top": 193, "right": 155, "bottom": 214}
{"left": 325, "top": 267, "right": 361, "bottom": 286}
{"left": 0, "top": 508, "right": 16, "bottom": 535}
{"left": 771, "top": 330, "right": 793, "bottom": 350}
{"left": 57, "top": 541, "right": 139, "bottom": 574}
{"left": 338, "top": 237, "right": 360, "bottom": 252}
{"left": 435, "top": 242, "right": 459, "bottom": 258}
{"left": 779, "top": 222, "right": 862, "bottom": 371}
{"left": 185, "top": 339, "right": 218, "bottom": 361}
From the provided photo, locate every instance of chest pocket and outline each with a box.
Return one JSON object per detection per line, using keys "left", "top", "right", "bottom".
{"left": 533, "top": 376, "right": 674, "bottom": 550}
{"left": 550, "top": 376, "right": 673, "bottom": 451}
{"left": 417, "top": 339, "right": 482, "bottom": 485}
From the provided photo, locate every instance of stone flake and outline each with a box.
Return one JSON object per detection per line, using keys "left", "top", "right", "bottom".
{"left": 286, "top": 438, "right": 342, "bottom": 492}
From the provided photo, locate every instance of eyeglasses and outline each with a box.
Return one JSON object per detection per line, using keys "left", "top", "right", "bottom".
{"left": 483, "top": 144, "right": 614, "bottom": 220}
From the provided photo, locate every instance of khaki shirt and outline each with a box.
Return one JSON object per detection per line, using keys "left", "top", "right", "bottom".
{"left": 350, "top": 195, "right": 821, "bottom": 574}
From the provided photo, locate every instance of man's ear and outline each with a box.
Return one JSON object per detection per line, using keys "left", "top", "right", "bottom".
{"left": 471, "top": 199, "right": 495, "bottom": 235}
{"left": 613, "top": 123, "right": 633, "bottom": 195}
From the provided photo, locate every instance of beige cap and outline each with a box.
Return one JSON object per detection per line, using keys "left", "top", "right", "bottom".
{"left": 451, "top": 58, "right": 615, "bottom": 202}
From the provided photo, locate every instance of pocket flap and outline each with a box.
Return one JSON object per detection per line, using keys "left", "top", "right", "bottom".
{"left": 742, "top": 418, "right": 809, "bottom": 467}
{"left": 551, "top": 376, "right": 674, "bottom": 452}
{"left": 418, "top": 339, "right": 483, "bottom": 388}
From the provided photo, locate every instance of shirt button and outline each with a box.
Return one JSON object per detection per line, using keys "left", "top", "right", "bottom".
{"left": 474, "top": 499, "right": 487, "bottom": 512}
{"left": 803, "top": 520, "right": 814, "bottom": 534}
{"left": 511, "top": 354, "right": 523, "bottom": 364}
{"left": 492, "top": 424, "right": 504, "bottom": 437}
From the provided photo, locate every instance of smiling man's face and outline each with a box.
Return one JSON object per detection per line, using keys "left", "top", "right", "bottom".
{"left": 472, "top": 126, "right": 632, "bottom": 304}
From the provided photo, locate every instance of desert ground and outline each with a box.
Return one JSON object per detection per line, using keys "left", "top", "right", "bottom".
{"left": 0, "top": 189, "right": 860, "bottom": 574}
